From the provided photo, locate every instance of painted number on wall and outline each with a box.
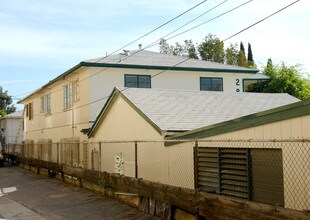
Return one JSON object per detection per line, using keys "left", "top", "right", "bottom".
{"left": 236, "top": 79, "right": 240, "bottom": 92}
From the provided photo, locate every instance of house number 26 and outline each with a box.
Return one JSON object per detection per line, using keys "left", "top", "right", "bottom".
{"left": 236, "top": 79, "right": 240, "bottom": 92}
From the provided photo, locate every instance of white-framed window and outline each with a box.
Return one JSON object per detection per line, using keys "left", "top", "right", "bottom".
{"left": 40, "top": 93, "right": 51, "bottom": 115}
{"left": 63, "top": 83, "right": 72, "bottom": 110}
{"left": 72, "top": 81, "right": 79, "bottom": 102}
{"left": 64, "top": 81, "right": 79, "bottom": 110}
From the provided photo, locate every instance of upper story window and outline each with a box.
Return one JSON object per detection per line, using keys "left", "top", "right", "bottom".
{"left": 63, "top": 81, "right": 79, "bottom": 110}
{"left": 72, "top": 81, "right": 79, "bottom": 102}
{"left": 64, "top": 84, "right": 72, "bottom": 110}
{"left": 63, "top": 80, "right": 80, "bottom": 110}
{"left": 124, "top": 74, "right": 151, "bottom": 88}
{"left": 243, "top": 79, "right": 269, "bottom": 92}
{"left": 200, "top": 77, "right": 223, "bottom": 91}
{"left": 25, "top": 102, "right": 33, "bottom": 120}
{"left": 40, "top": 93, "right": 51, "bottom": 115}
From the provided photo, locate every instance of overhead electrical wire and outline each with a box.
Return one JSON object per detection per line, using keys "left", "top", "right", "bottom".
{"left": 28, "top": 0, "right": 256, "bottom": 118}
{"left": 19, "top": 0, "right": 230, "bottom": 104}
{"left": 223, "top": 0, "right": 301, "bottom": 41}
{"left": 161, "top": 0, "right": 253, "bottom": 44}
{"left": 145, "top": 0, "right": 229, "bottom": 49}
{"left": 95, "top": 0, "right": 209, "bottom": 62}
{"left": 16, "top": 0, "right": 211, "bottom": 101}
{"left": 28, "top": 0, "right": 300, "bottom": 120}
{"left": 74, "top": 0, "right": 230, "bottom": 85}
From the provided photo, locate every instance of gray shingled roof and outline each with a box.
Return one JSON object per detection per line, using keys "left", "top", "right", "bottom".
{"left": 118, "top": 88, "right": 300, "bottom": 131}
{"left": 84, "top": 50, "right": 258, "bottom": 73}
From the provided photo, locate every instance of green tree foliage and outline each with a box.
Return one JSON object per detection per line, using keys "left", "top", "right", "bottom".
{"left": 159, "top": 38, "right": 172, "bottom": 55}
{"left": 198, "top": 34, "right": 225, "bottom": 63}
{"left": 247, "top": 43, "right": 254, "bottom": 68}
{"left": 159, "top": 35, "right": 255, "bottom": 68}
{"left": 0, "top": 86, "right": 16, "bottom": 116}
{"left": 267, "top": 58, "right": 273, "bottom": 68}
{"left": 237, "top": 42, "right": 247, "bottom": 67}
{"left": 159, "top": 38, "right": 198, "bottom": 59}
{"left": 247, "top": 62, "right": 310, "bottom": 100}
{"left": 225, "top": 43, "right": 238, "bottom": 65}
{"left": 240, "top": 42, "right": 245, "bottom": 52}
{"left": 184, "top": 40, "right": 198, "bottom": 59}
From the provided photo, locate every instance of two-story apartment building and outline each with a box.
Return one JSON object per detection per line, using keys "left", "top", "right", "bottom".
{"left": 19, "top": 49, "right": 268, "bottom": 143}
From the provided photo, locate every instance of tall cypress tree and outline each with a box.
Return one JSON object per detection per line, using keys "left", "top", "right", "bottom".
{"left": 237, "top": 42, "right": 247, "bottom": 67}
{"left": 267, "top": 58, "right": 273, "bottom": 68}
{"left": 247, "top": 43, "right": 254, "bottom": 68}
{"left": 240, "top": 42, "right": 245, "bottom": 53}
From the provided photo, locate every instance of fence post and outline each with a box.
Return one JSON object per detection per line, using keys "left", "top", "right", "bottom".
{"left": 194, "top": 140, "right": 200, "bottom": 220}
{"left": 135, "top": 141, "right": 138, "bottom": 178}
{"left": 99, "top": 142, "right": 102, "bottom": 172}
{"left": 57, "top": 143, "right": 59, "bottom": 164}
{"left": 194, "top": 140, "right": 198, "bottom": 190}
{"left": 41, "top": 144, "right": 43, "bottom": 160}
{"left": 70, "top": 143, "right": 73, "bottom": 167}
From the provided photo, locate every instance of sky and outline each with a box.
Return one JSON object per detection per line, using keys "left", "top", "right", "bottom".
{"left": 0, "top": 0, "right": 309, "bottom": 109}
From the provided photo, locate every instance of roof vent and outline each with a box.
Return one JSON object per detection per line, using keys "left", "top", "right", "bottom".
{"left": 139, "top": 44, "right": 142, "bottom": 49}
{"left": 123, "top": 49, "right": 130, "bottom": 56}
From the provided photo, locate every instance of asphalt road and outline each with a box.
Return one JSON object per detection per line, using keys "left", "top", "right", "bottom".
{"left": 0, "top": 163, "right": 158, "bottom": 220}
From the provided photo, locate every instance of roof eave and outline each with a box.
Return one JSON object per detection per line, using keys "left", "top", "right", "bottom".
{"left": 87, "top": 87, "right": 164, "bottom": 138}
{"left": 80, "top": 61, "right": 259, "bottom": 74}
{"left": 87, "top": 87, "right": 119, "bottom": 138}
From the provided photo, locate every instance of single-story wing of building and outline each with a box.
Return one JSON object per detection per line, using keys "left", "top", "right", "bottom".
{"left": 87, "top": 87, "right": 303, "bottom": 209}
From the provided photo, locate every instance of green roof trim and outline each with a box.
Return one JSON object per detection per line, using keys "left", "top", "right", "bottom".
{"left": 80, "top": 61, "right": 259, "bottom": 74}
{"left": 87, "top": 87, "right": 163, "bottom": 138}
{"left": 165, "top": 99, "right": 310, "bottom": 146}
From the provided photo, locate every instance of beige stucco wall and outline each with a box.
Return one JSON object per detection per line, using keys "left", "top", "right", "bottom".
{"left": 200, "top": 115, "right": 310, "bottom": 210}
{"left": 89, "top": 94, "right": 194, "bottom": 188}
{"left": 88, "top": 67, "right": 267, "bottom": 121}
{"left": 23, "top": 68, "right": 90, "bottom": 143}
{"left": 22, "top": 65, "right": 266, "bottom": 144}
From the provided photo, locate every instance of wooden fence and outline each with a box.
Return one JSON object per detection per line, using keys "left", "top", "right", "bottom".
{"left": 6, "top": 154, "right": 310, "bottom": 220}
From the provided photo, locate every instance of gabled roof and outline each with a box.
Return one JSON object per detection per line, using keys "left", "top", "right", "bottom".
{"left": 19, "top": 50, "right": 261, "bottom": 103}
{"left": 83, "top": 50, "right": 259, "bottom": 74}
{"left": 166, "top": 99, "right": 310, "bottom": 145}
{"left": 88, "top": 87, "right": 300, "bottom": 137}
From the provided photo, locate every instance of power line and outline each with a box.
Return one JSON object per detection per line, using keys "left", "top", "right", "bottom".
{"left": 163, "top": 0, "right": 253, "bottom": 43}
{"left": 27, "top": 0, "right": 299, "bottom": 119}
{"left": 28, "top": 0, "right": 256, "bottom": 118}
{"left": 145, "top": 0, "right": 229, "bottom": 49}
{"left": 18, "top": 1, "right": 211, "bottom": 103}
{"left": 73, "top": 0, "right": 240, "bottom": 85}
{"left": 96, "top": 0, "right": 209, "bottom": 63}
{"left": 224, "top": 0, "right": 301, "bottom": 41}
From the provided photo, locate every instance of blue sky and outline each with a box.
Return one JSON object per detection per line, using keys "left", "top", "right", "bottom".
{"left": 0, "top": 0, "right": 309, "bottom": 109}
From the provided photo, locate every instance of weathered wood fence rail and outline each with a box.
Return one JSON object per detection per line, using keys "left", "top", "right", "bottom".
{"left": 8, "top": 154, "right": 310, "bottom": 220}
